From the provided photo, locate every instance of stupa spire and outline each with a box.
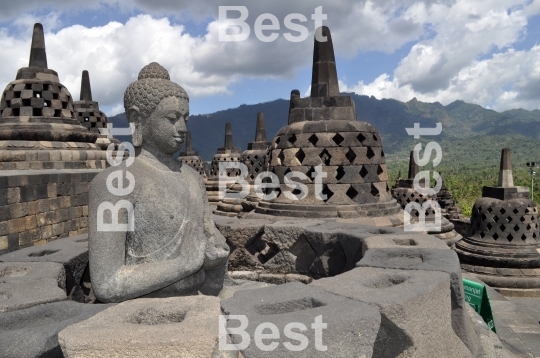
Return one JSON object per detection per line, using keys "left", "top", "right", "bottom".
{"left": 224, "top": 122, "right": 234, "bottom": 150}
{"left": 80, "top": 70, "right": 93, "bottom": 101}
{"left": 311, "top": 26, "right": 339, "bottom": 97}
{"left": 408, "top": 151, "right": 419, "bottom": 179}
{"left": 255, "top": 112, "right": 267, "bottom": 142}
{"left": 29, "top": 23, "right": 47, "bottom": 68}
{"left": 498, "top": 148, "right": 514, "bottom": 187}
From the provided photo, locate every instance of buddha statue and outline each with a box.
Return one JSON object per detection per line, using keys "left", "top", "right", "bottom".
{"left": 88, "top": 63, "right": 230, "bottom": 303}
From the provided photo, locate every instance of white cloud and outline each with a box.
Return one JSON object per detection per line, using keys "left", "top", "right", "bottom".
{"left": 0, "top": 0, "right": 538, "bottom": 115}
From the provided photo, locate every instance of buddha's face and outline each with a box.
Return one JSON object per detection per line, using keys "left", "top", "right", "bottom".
{"left": 143, "top": 96, "right": 189, "bottom": 154}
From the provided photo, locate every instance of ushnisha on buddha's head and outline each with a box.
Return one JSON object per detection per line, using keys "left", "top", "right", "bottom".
{"left": 124, "top": 62, "right": 189, "bottom": 154}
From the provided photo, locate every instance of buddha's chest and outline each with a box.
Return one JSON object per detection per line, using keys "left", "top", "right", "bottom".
{"left": 124, "top": 170, "right": 205, "bottom": 264}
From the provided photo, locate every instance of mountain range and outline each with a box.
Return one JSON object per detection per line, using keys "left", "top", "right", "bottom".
{"left": 108, "top": 93, "right": 540, "bottom": 165}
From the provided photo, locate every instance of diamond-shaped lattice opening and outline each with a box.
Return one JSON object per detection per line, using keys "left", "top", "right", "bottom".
{"left": 295, "top": 149, "right": 306, "bottom": 164}
{"left": 507, "top": 233, "right": 514, "bottom": 242}
{"left": 527, "top": 224, "right": 533, "bottom": 230}
{"left": 520, "top": 216, "right": 526, "bottom": 222}
{"left": 513, "top": 224, "right": 520, "bottom": 232}
{"left": 486, "top": 223, "right": 492, "bottom": 230}
{"left": 357, "top": 133, "right": 366, "bottom": 143}
{"left": 381, "top": 150, "right": 385, "bottom": 157}
{"left": 278, "top": 150, "right": 285, "bottom": 165}
{"left": 377, "top": 165, "right": 384, "bottom": 175}
{"left": 507, "top": 216, "right": 513, "bottom": 223}
{"left": 493, "top": 233, "right": 499, "bottom": 240}
{"left": 513, "top": 208, "right": 519, "bottom": 214}
{"left": 319, "top": 149, "right": 332, "bottom": 165}
{"left": 480, "top": 232, "right": 486, "bottom": 238}
{"left": 346, "top": 148, "right": 357, "bottom": 163}
{"left": 534, "top": 232, "right": 537, "bottom": 239}
{"left": 308, "top": 134, "right": 319, "bottom": 146}
{"left": 367, "top": 147, "right": 375, "bottom": 160}
{"left": 360, "top": 166, "right": 369, "bottom": 178}
{"left": 370, "top": 183, "right": 380, "bottom": 197}
{"left": 275, "top": 137, "right": 281, "bottom": 145}
{"left": 332, "top": 133, "right": 345, "bottom": 146}
{"left": 521, "top": 233, "right": 527, "bottom": 240}
{"left": 288, "top": 134, "right": 297, "bottom": 145}
{"left": 321, "top": 185, "right": 334, "bottom": 203}
{"left": 346, "top": 186, "right": 358, "bottom": 200}
{"left": 306, "top": 167, "right": 315, "bottom": 181}
{"left": 373, "top": 133, "right": 378, "bottom": 142}
{"left": 487, "top": 207, "right": 493, "bottom": 213}
{"left": 335, "top": 166, "right": 346, "bottom": 181}
{"left": 481, "top": 214, "right": 487, "bottom": 221}
{"left": 500, "top": 224, "right": 506, "bottom": 232}
{"left": 493, "top": 215, "right": 499, "bottom": 223}
{"left": 500, "top": 208, "right": 506, "bottom": 215}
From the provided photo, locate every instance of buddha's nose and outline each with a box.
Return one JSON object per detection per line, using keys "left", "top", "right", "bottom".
{"left": 175, "top": 118, "right": 187, "bottom": 134}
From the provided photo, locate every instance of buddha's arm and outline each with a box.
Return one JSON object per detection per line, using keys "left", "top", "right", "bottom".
{"left": 197, "top": 173, "right": 230, "bottom": 270}
{"left": 88, "top": 174, "right": 206, "bottom": 303}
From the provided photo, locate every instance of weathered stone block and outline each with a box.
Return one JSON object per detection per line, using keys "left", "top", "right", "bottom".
{"left": 357, "top": 248, "right": 481, "bottom": 356}
{"left": 0, "top": 235, "right": 89, "bottom": 297}
{"left": 0, "top": 301, "right": 112, "bottom": 358}
{"left": 361, "top": 233, "right": 449, "bottom": 258}
{"left": 0, "top": 262, "right": 66, "bottom": 312}
{"left": 59, "top": 296, "right": 224, "bottom": 358}
{"left": 221, "top": 282, "right": 381, "bottom": 357}
{"left": 312, "top": 267, "right": 474, "bottom": 357}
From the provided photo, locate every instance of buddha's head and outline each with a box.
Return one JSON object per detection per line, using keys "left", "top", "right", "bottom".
{"left": 124, "top": 63, "right": 189, "bottom": 154}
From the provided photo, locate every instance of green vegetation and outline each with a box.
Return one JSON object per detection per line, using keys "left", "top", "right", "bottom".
{"left": 386, "top": 135, "right": 540, "bottom": 217}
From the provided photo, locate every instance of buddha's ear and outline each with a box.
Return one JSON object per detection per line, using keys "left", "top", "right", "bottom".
{"left": 127, "top": 106, "right": 142, "bottom": 147}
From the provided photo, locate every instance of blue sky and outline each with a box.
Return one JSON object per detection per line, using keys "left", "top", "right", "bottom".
{"left": 0, "top": 0, "right": 539, "bottom": 116}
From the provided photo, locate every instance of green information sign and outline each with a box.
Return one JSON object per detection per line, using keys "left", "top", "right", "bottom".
{"left": 463, "top": 278, "right": 496, "bottom": 333}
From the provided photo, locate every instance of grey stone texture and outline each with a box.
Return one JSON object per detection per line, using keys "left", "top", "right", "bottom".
{"left": 0, "top": 261, "right": 66, "bottom": 312}
{"left": 0, "top": 300, "right": 113, "bottom": 358}
{"left": 59, "top": 296, "right": 226, "bottom": 358}
{"left": 311, "top": 267, "right": 475, "bottom": 357}
{"left": 73, "top": 70, "right": 119, "bottom": 151}
{"left": 0, "top": 23, "right": 108, "bottom": 170}
{"left": 358, "top": 248, "right": 482, "bottom": 356}
{"left": 178, "top": 131, "right": 206, "bottom": 177}
{"left": 252, "top": 26, "right": 402, "bottom": 219}
{"left": 215, "top": 112, "right": 272, "bottom": 217}
{"left": 391, "top": 151, "right": 462, "bottom": 246}
{"left": 0, "top": 234, "right": 89, "bottom": 299}
{"left": 361, "top": 233, "right": 449, "bottom": 255}
{"left": 206, "top": 122, "right": 242, "bottom": 203}
{"left": 221, "top": 282, "right": 381, "bottom": 357}
{"left": 216, "top": 217, "right": 421, "bottom": 278}
{"left": 89, "top": 63, "right": 229, "bottom": 303}
{"left": 0, "top": 169, "right": 98, "bottom": 254}
{"left": 455, "top": 148, "right": 540, "bottom": 294}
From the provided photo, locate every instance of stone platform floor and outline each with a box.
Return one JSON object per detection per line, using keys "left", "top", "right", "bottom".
{"left": 464, "top": 273, "right": 540, "bottom": 358}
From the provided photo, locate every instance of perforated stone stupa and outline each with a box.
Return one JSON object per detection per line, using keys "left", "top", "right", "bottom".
{"left": 251, "top": 27, "right": 402, "bottom": 221}
{"left": 205, "top": 122, "right": 241, "bottom": 203}
{"left": 214, "top": 112, "right": 272, "bottom": 216}
{"left": 454, "top": 148, "right": 540, "bottom": 296}
{"left": 73, "top": 70, "right": 118, "bottom": 150}
{"left": 392, "top": 151, "right": 462, "bottom": 246}
{"left": 178, "top": 131, "right": 206, "bottom": 177}
{"left": 0, "top": 23, "right": 106, "bottom": 170}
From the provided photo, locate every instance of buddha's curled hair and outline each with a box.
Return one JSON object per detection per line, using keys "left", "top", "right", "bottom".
{"left": 124, "top": 62, "right": 188, "bottom": 119}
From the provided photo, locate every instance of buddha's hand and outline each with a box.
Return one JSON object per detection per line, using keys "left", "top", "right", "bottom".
{"left": 174, "top": 226, "right": 208, "bottom": 276}
{"left": 203, "top": 230, "right": 230, "bottom": 270}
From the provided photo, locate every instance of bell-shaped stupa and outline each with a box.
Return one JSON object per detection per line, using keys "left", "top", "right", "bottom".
{"left": 205, "top": 122, "right": 242, "bottom": 203}
{"left": 178, "top": 131, "right": 206, "bottom": 177}
{"left": 0, "top": 23, "right": 105, "bottom": 170}
{"left": 73, "top": 70, "right": 118, "bottom": 150}
{"left": 454, "top": 148, "right": 540, "bottom": 296}
{"left": 250, "top": 27, "right": 402, "bottom": 222}
{"left": 214, "top": 112, "right": 272, "bottom": 216}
